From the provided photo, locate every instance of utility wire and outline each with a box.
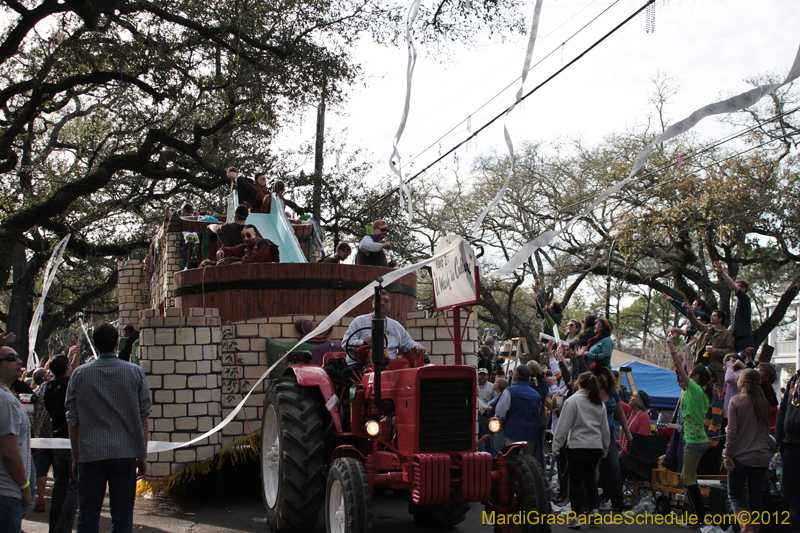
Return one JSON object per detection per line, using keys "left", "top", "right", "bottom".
{"left": 401, "top": 0, "right": 621, "bottom": 169}
{"left": 358, "top": 0, "right": 653, "bottom": 218}
{"left": 358, "top": 0, "right": 610, "bottom": 154}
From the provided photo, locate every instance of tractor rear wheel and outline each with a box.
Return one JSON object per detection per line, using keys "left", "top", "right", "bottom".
{"left": 490, "top": 454, "right": 551, "bottom": 533}
{"left": 325, "top": 458, "right": 373, "bottom": 533}
{"left": 261, "top": 377, "right": 326, "bottom": 533}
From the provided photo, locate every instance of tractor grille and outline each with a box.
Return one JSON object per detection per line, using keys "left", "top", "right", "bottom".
{"left": 419, "top": 378, "right": 473, "bottom": 452}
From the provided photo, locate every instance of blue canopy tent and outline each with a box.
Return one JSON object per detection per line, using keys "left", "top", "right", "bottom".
{"left": 613, "top": 361, "right": 682, "bottom": 410}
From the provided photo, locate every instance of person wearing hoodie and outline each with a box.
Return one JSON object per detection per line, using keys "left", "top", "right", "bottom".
{"left": 776, "top": 369, "right": 800, "bottom": 533}
{"left": 552, "top": 372, "right": 610, "bottom": 530}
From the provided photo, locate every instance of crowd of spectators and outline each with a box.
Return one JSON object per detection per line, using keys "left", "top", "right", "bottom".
{"left": 476, "top": 266, "right": 799, "bottom": 531}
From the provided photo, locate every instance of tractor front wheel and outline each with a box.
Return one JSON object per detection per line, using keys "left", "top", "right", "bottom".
{"left": 490, "top": 454, "right": 550, "bottom": 533}
{"left": 325, "top": 457, "right": 373, "bottom": 533}
{"left": 261, "top": 377, "right": 326, "bottom": 533}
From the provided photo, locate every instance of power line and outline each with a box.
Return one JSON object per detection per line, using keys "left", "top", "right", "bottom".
{"left": 358, "top": 0, "right": 612, "bottom": 154}
{"left": 401, "top": 0, "right": 621, "bottom": 169}
{"left": 358, "top": 0, "right": 653, "bottom": 218}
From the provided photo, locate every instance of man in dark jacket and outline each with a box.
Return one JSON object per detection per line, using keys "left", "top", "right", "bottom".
{"left": 40, "top": 354, "right": 78, "bottom": 533}
{"left": 777, "top": 369, "right": 800, "bottom": 533}
{"left": 494, "top": 365, "right": 542, "bottom": 463}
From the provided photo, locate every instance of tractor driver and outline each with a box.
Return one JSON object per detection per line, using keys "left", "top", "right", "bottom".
{"left": 342, "top": 290, "right": 426, "bottom": 370}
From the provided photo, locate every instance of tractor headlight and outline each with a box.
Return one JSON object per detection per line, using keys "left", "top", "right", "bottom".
{"left": 365, "top": 420, "right": 380, "bottom": 437}
{"left": 487, "top": 417, "right": 502, "bottom": 434}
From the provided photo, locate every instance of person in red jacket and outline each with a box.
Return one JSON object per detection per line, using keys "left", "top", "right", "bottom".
{"left": 216, "top": 225, "right": 279, "bottom": 264}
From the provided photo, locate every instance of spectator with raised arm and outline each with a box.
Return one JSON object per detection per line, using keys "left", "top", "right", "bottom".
{"left": 532, "top": 285, "right": 564, "bottom": 339}
{"left": 684, "top": 304, "right": 734, "bottom": 377}
{"left": 660, "top": 292, "right": 706, "bottom": 342}
{"left": 713, "top": 261, "right": 755, "bottom": 352}
{"left": 668, "top": 333, "right": 713, "bottom": 527}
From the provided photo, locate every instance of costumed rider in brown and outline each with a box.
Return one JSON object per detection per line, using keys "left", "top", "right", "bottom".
{"left": 215, "top": 224, "right": 279, "bottom": 265}
{"left": 355, "top": 219, "right": 396, "bottom": 267}
{"left": 208, "top": 204, "right": 249, "bottom": 247}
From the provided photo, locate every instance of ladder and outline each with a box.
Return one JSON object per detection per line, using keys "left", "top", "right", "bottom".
{"left": 496, "top": 337, "right": 529, "bottom": 376}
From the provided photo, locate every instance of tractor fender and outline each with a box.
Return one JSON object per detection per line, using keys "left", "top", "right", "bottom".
{"left": 284, "top": 365, "right": 344, "bottom": 432}
{"left": 331, "top": 445, "right": 367, "bottom": 463}
{"left": 497, "top": 442, "right": 528, "bottom": 457}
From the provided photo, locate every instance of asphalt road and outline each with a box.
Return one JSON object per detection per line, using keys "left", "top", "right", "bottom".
{"left": 21, "top": 461, "right": 711, "bottom": 533}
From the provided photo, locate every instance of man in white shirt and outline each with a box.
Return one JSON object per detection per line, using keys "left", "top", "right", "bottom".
{"left": 342, "top": 290, "right": 425, "bottom": 365}
{"left": 477, "top": 368, "right": 496, "bottom": 405}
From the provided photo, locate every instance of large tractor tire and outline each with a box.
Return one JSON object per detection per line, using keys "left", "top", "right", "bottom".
{"left": 411, "top": 488, "right": 471, "bottom": 529}
{"left": 325, "top": 458, "right": 373, "bottom": 533}
{"left": 490, "top": 454, "right": 551, "bottom": 533}
{"left": 261, "top": 377, "right": 326, "bottom": 533}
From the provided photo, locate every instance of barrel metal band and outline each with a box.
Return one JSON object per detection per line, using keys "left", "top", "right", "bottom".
{"left": 173, "top": 279, "right": 417, "bottom": 298}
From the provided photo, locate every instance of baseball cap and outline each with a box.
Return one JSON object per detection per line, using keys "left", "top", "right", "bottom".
{"left": 477, "top": 368, "right": 489, "bottom": 374}
{"left": 514, "top": 365, "right": 532, "bottom": 381}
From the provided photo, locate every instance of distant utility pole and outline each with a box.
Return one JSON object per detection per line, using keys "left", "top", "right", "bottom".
{"left": 312, "top": 85, "right": 326, "bottom": 221}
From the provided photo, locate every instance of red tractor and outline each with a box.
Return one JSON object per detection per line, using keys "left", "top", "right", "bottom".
{"left": 260, "top": 286, "right": 551, "bottom": 533}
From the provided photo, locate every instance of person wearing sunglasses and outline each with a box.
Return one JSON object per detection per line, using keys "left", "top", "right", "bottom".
{"left": 355, "top": 219, "right": 395, "bottom": 268}
{"left": 216, "top": 224, "right": 280, "bottom": 265}
{"left": 0, "top": 346, "right": 32, "bottom": 532}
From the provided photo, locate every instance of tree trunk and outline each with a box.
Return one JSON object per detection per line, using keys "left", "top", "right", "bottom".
{"left": 312, "top": 89, "right": 326, "bottom": 221}
{"left": 6, "top": 243, "right": 36, "bottom": 364}
{"left": 642, "top": 287, "right": 652, "bottom": 351}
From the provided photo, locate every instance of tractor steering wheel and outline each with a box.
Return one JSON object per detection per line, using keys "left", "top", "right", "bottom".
{"left": 343, "top": 326, "right": 389, "bottom": 364}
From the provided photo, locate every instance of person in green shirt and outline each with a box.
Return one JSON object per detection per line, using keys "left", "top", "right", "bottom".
{"left": 668, "top": 333, "right": 712, "bottom": 528}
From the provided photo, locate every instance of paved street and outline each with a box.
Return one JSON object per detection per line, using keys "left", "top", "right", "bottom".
{"left": 21, "top": 460, "right": 710, "bottom": 533}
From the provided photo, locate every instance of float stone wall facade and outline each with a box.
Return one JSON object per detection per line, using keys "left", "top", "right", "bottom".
{"left": 134, "top": 306, "right": 479, "bottom": 478}
{"left": 117, "top": 260, "right": 148, "bottom": 331}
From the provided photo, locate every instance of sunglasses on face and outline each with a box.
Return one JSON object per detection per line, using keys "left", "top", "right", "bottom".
{"left": 377, "top": 227, "right": 389, "bottom": 233}
{"left": 0, "top": 353, "right": 20, "bottom": 363}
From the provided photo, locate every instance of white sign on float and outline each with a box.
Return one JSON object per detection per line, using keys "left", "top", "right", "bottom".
{"left": 431, "top": 235, "right": 480, "bottom": 310}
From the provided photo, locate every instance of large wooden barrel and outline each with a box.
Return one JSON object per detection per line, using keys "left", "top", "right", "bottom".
{"left": 172, "top": 263, "right": 417, "bottom": 324}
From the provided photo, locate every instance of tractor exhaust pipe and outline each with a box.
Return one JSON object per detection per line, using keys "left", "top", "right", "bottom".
{"left": 372, "top": 278, "right": 385, "bottom": 408}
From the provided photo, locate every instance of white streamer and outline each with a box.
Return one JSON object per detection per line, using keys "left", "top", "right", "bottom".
{"left": 488, "top": 40, "right": 800, "bottom": 277}
{"left": 225, "top": 189, "right": 238, "bottom": 224}
{"left": 389, "top": 0, "right": 423, "bottom": 224}
{"left": 472, "top": 0, "right": 544, "bottom": 239}
{"left": 27, "top": 235, "right": 71, "bottom": 371}
{"left": 77, "top": 316, "right": 98, "bottom": 359}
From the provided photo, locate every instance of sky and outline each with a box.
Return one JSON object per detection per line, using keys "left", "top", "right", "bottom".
{"left": 275, "top": 0, "right": 800, "bottom": 187}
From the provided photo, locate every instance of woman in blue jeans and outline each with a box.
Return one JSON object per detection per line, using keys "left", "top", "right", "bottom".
{"left": 724, "top": 369, "right": 772, "bottom": 533}
{"left": 595, "top": 366, "right": 633, "bottom": 510}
